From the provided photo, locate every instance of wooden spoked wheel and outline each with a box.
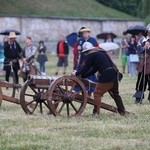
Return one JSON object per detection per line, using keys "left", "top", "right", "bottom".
{"left": 47, "top": 75, "right": 87, "bottom": 117}
{"left": 20, "top": 79, "right": 51, "bottom": 114}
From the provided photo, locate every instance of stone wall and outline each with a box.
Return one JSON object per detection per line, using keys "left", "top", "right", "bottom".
{"left": 0, "top": 16, "right": 144, "bottom": 51}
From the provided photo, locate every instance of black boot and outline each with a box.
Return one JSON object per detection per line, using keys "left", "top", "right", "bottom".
{"left": 135, "top": 98, "right": 142, "bottom": 104}
{"left": 133, "top": 91, "right": 144, "bottom": 104}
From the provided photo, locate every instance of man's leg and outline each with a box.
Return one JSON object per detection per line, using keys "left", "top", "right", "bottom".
{"left": 108, "top": 81, "right": 125, "bottom": 115}
{"left": 93, "top": 82, "right": 114, "bottom": 115}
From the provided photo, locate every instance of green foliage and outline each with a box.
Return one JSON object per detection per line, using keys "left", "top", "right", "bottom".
{"left": 0, "top": 0, "right": 134, "bottom": 19}
{"left": 144, "top": 15, "right": 150, "bottom": 25}
{"left": 96, "top": 0, "right": 141, "bottom": 17}
{"left": 141, "top": 0, "right": 150, "bottom": 18}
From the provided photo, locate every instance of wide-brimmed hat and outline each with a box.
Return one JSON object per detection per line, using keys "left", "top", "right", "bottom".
{"left": 80, "top": 27, "right": 91, "bottom": 33}
{"left": 8, "top": 32, "right": 17, "bottom": 38}
{"left": 82, "top": 42, "right": 95, "bottom": 53}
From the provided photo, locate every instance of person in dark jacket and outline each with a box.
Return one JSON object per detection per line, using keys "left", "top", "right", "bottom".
{"left": 133, "top": 37, "right": 150, "bottom": 104}
{"left": 74, "top": 42, "right": 126, "bottom": 116}
{"left": 3, "top": 32, "right": 22, "bottom": 84}
{"left": 36, "top": 40, "right": 48, "bottom": 75}
{"left": 55, "top": 35, "right": 69, "bottom": 75}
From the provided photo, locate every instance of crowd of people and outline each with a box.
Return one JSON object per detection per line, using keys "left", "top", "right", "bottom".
{"left": 120, "top": 25, "right": 150, "bottom": 104}
{"left": 0, "top": 24, "right": 149, "bottom": 115}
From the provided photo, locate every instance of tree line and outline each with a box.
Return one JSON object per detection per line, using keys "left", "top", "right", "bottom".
{"left": 96, "top": 0, "right": 150, "bottom": 25}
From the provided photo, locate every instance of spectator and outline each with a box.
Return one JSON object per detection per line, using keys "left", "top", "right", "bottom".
{"left": 19, "top": 37, "right": 37, "bottom": 82}
{"left": 55, "top": 35, "right": 69, "bottom": 75}
{"left": 120, "top": 31, "right": 129, "bottom": 74}
{"left": 104, "top": 33, "right": 114, "bottom": 42}
{"left": 73, "top": 27, "right": 99, "bottom": 95}
{"left": 3, "top": 32, "right": 22, "bottom": 84}
{"left": 128, "top": 36, "right": 138, "bottom": 76}
{"left": 0, "top": 37, "right": 7, "bottom": 71}
{"left": 36, "top": 40, "right": 48, "bottom": 75}
{"left": 133, "top": 30, "right": 150, "bottom": 103}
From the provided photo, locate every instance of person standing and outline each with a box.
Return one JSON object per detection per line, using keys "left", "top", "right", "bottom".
{"left": 3, "top": 32, "right": 22, "bottom": 84}
{"left": 36, "top": 40, "right": 48, "bottom": 75}
{"left": 120, "top": 31, "right": 129, "bottom": 74}
{"left": 73, "top": 42, "right": 126, "bottom": 116}
{"left": 19, "top": 37, "right": 37, "bottom": 82}
{"left": 73, "top": 27, "right": 99, "bottom": 95}
{"left": 133, "top": 37, "right": 150, "bottom": 104}
{"left": 55, "top": 35, "right": 69, "bottom": 75}
{"left": 128, "top": 36, "right": 138, "bottom": 76}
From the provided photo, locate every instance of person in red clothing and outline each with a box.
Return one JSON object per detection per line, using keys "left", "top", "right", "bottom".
{"left": 55, "top": 35, "right": 69, "bottom": 75}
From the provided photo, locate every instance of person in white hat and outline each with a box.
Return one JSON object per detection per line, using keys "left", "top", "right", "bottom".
{"left": 74, "top": 42, "right": 126, "bottom": 116}
{"left": 3, "top": 32, "right": 22, "bottom": 84}
{"left": 133, "top": 37, "right": 150, "bottom": 104}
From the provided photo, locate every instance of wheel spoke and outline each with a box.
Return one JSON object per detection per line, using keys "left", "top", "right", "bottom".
{"left": 25, "top": 93, "right": 35, "bottom": 97}
{"left": 39, "top": 102, "right": 43, "bottom": 114}
{"left": 65, "top": 79, "right": 68, "bottom": 92}
{"left": 66, "top": 103, "right": 70, "bottom": 116}
{"left": 26, "top": 100, "right": 36, "bottom": 106}
{"left": 30, "top": 102, "right": 38, "bottom": 113}
{"left": 72, "top": 91, "right": 82, "bottom": 96}
{"left": 58, "top": 103, "right": 65, "bottom": 113}
{"left": 56, "top": 84, "right": 65, "bottom": 94}
{"left": 70, "top": 102, "right": 78, "bottom": 112}
{"left": 43, "top": 101, "right": 51, "bottom": 110}
{"left": 53, "top": 99, "right": 62, "bottom": 105}
{"left": 29, "top": 85, "right": 38, "bottom": 94}
{"left": 69, "top": 82, "right": 76, "bottom": 92}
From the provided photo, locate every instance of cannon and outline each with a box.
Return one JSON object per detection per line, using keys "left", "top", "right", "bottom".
{"left": 20, "top": 75, "right": 121, "bottom": 117}
{"left": 0, "top": 75, "right": 127, "bottom": 117}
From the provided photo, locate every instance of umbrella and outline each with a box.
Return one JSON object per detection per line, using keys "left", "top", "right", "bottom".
{"left": 0, "top": 29, "right": 21, "bottom": 35}
{"left": 126, "top": 25, "right": 147, "bottom": 35}
{"left": 96, "top": 32, "right": 117, "bottom": 39}
{"left": 99, "top": 42, "right": 120, "bottom": 51}
{"left": 66, "top": 32, "right": 78, "bottom": 47}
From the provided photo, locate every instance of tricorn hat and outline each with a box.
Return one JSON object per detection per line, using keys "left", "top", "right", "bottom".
{"left": 82, "top": 42, "right": 95, "bottom": 53}
{"left": 8, "top": 32, "right": 17, "bottom": 38}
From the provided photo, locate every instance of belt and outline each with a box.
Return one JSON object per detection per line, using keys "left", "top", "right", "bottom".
{"left": 104, "top": 67, "right": 114, "bottom": 72}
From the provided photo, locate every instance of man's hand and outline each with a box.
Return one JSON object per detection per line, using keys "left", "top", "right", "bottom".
{"left": 71, "top": 70, "right": 77, "bottom": 76}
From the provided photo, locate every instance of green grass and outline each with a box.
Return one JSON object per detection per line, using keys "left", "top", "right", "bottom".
{"left": 0, "top": 55, "right": 150, "bottom": 150}
{"left": 0, "top": 0, "right": 135, "bottom": 19}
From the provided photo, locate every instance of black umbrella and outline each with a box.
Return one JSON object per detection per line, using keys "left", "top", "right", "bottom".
{"left": 0, "top": 29, "right": 21, "bottom": 35}
{"left": 96, "top": 32, "right": 117, "bottom": 39}
{"left": 126, "top": 25, "right": 147, "bottom": 35}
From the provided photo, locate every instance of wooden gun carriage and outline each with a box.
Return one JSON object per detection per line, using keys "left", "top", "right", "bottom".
{"left": 0, "top": 75, "right": 124, "bottom": 117}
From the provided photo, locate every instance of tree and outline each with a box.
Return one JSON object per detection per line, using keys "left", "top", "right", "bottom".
{"left": 96, "top": 0, "right": 141, "bottom": 17}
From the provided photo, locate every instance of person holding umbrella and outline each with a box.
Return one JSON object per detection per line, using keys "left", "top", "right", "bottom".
{"left": 3, "top": 32, "right": 22, "bottom": 84}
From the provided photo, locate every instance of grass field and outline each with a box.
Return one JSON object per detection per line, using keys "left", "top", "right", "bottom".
{"left": 0, "top": 0, "right": 134, "bottom": 19}
{"left": 0, "top": 54, "right": 150, "bottom": 150}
